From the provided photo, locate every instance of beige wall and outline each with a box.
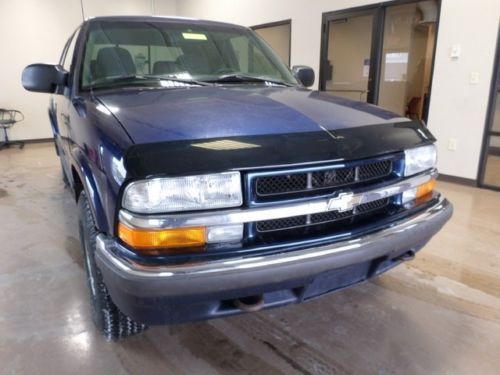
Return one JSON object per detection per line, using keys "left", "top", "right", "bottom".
{"left": 175, "top": 0, "right": 500, "bottom": 181}
{"left": 0, "top": 0, "right": 176, "bottom": 141}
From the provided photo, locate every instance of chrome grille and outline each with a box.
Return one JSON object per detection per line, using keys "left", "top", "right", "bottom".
{"left": 255, "top": 160, "right": 392, "bottom": 198}
{"left": 256, "top": 198, "right": 390, "bottom": 233}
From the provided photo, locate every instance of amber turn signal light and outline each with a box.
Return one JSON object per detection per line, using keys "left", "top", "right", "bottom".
{"left": 118, "top": 222, "right": 206, "bottom": 253}
{"left": 416, "top": 179, "right": 436, "bottom": 200}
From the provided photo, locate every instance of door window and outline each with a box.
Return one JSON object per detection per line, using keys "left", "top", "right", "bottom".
{"left": 61, "top": 28, "right": 80, "bottom": 72}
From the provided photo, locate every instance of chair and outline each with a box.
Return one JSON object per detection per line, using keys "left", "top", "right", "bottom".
{"left": 405, "top": 97, "right": 421, "bottom": 120}
{"left": 0, "top": 109, "right": 25, "bottom": 150}
{"left": 94, "top": 47, "right": 136, "bottom": 79}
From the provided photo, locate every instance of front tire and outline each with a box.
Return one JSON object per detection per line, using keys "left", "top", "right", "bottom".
{"left": 78, "top": 192, "right": 147, "bottom": 340}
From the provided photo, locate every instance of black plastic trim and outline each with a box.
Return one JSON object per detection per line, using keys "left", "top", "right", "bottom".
{"left": 123, "top": 121, "right": 435, "bottom": 178}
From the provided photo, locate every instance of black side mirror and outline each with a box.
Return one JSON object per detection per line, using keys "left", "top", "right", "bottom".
{"left": 21, "top": 64, "right": 68, "bottom": 94}
{"left": 292, "top": 65, "right": 315, "bottom": 87}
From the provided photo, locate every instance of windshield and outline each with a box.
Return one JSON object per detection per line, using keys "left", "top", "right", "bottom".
{"left": 81, "top": 20, "right": 298, "bottom": 89}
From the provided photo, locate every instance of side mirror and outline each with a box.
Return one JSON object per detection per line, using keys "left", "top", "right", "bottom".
{"left": 21, "top": 63, "right": 68, "bottom": 94}
{"left": 292, "top": 65, "right": 315, "bottom": 87}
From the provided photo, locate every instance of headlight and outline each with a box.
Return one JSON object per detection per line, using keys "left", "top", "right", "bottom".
{"left": 122, "top": 172, "right": 242, "bottom": 214}
{"left": 404, "top": 144, "right": 437, "bottom": 176}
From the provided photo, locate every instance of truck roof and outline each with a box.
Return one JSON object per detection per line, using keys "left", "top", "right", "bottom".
{"left": 84, "top": 15, "right": 247, "bottom": 30}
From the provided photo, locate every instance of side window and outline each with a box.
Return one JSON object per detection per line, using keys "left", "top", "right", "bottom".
{"left": 61, "top": 28, "right": 80, "bottom": 72}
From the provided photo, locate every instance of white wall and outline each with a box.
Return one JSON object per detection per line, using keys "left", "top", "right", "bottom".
{"left": 1, "top": 0, "right": 498, "bottom": 181}
{"left": 154, "top": 0, "right": 176, "bottom": 15}
{"left": 175, "top": 0, "right": 500, "bottom": 180}
{"left": 0, "top": 0, "right": 82, "bottom": 140}
{"left": 427, "top": 0, "right": 499, "bottom": 180}
{"left": 0, "top": 0, "right": 175, "bottom": 141}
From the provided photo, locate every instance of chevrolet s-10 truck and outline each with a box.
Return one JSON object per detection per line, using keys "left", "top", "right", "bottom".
{"left": 22, "top": 16, "right": 452, "bottom": 340}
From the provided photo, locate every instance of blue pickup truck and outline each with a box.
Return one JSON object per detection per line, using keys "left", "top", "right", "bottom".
{"left": 22, "top": 16, "right": 452, "bottom": 340}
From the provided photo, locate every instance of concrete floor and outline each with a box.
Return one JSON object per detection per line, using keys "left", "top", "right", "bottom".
{"left": 1, "top": 143, "right": 499, "bottom": 375}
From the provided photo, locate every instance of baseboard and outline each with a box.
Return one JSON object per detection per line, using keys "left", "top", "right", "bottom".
{"left": 19, "top": 138, "right": 54, "bottom": 144}
{"left": 437, "top": 173, "right": 477, "bottom": 187}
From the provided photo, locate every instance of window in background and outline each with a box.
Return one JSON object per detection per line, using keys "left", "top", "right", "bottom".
{"left": 252, "top": 20, "right": 291, "bottom": 66}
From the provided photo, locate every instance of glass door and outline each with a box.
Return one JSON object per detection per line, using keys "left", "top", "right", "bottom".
{"left": 479, "top": 29, "right": 500, "bottom": 190}
{"left": 321, "top": 10, "right": 377, "bottom": 102}
{"left": 320, "top": 1, "right": 439, "bottom": 121}
{"left": 379, "top": 2, "right": 437, "bottom": 119}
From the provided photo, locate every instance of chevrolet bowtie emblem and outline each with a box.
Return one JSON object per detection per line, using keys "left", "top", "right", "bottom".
{"left": 327, "top": 192, "right": 355, "bottom": 212}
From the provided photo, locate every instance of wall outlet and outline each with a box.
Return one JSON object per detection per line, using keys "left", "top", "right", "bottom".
{"left": 470, "top": 72, "right": 479, "bottom": 85}
{"left": 448, "top": 138, "right": 458, "bottom": 151}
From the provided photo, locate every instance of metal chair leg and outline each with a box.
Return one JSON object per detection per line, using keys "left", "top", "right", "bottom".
{"left": 0, "top": 128, "right": 24, "bottom": 150}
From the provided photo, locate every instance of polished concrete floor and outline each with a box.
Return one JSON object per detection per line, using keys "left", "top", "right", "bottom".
{"left": 1, "top": 143, "right": 499, "bottom": 375}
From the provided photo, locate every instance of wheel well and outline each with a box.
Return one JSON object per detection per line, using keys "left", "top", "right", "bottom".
{"left": 71, "top": 166, "right": 84, "bottom": 201}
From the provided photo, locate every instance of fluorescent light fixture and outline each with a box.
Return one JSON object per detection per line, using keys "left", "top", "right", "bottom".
{"left": 182, "top": 32, "right": 207, "bottom": 40}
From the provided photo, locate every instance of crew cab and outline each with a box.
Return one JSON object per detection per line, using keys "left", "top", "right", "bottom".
{"left": 21, "top": 16, "right": 452, "bottom": 340}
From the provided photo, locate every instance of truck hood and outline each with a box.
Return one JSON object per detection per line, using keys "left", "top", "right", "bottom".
{"left": 95, "top": 86, "right": 435, "bottom": 178}
{"left": 97, "top": 86, "right": 406, "bottom": 144}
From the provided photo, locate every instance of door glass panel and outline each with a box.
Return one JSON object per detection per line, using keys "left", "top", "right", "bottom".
{"left": 492, "top": 93, "right": 500, "bottom": 132}
{"left": 379, "top": 1, "right": 437, "bottom": 119}
{"left": 483, "top": 136, "right": 500, "bottom": 187}
{"left": 480, "top": 29, "right": 499, "bottom": 189}
{"left": 254, "top": 22, "right": 291, "bottom": 66}
{"left": 325, "top": 13, "right": 373, "bottom": 101}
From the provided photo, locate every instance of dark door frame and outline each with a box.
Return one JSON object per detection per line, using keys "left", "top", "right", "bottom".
{"left": 251, "top": 19, "right": 292, "bottom": 66}
{"left": 319, "top": 0, "right": 441, "bottom": 122}
{"left": 477, "top": 24, "right": 500, "bottom": 192}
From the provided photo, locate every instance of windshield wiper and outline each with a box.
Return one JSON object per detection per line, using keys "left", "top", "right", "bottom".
{"left": 205, "top": 74, "right": 294, "bottom": 87}
{"left": 91, "top": 74, "right": 212, "bottom": 89}
{"left": 149, "top": 74, "right": 213, "bottom": 86}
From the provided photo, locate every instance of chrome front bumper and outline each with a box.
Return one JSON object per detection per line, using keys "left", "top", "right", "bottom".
{"left": 95, "top": 195, "right": 452, "bottom": 299}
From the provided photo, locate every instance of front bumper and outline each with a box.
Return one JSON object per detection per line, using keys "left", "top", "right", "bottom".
{"left": 96, "top": 195, "right": 452, "bottom": 325}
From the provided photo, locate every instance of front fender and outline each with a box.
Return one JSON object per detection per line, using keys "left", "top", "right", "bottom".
{"left": 72, "top": 147, "right": 109, "bottom": 233}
